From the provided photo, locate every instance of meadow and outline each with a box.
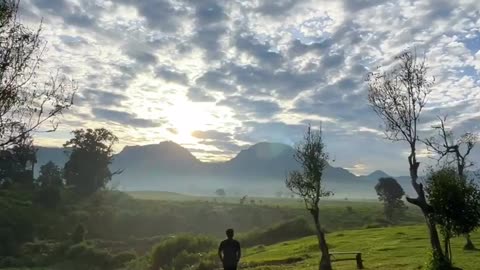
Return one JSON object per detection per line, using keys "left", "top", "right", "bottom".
{"left": 3, "top": 190, "right": 476, "bottom": 270}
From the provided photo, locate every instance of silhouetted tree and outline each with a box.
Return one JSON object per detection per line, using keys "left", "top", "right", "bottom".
{"left": 0, "top": 0, "right": 74, "bottom": 149}
{"left": 425, "top": 167, "right": 480, "bottom": 263}
{"left": 63, "top": 128, "right": 119, "bottom": 196}
{"left": 0, "top": 138, "right": 36, "bottom": 188}
{"left": 286, "top": 125, "right": 332, "bottom": 270}
{"left": 375, "top": 177, "right": 406, "bottom": 222}
{"left": 367, "top": 50, "right": 445, "bottom": 260}
{"left": 215, "top": 188, "right": 226, "bottom": 197}
{"left": 239, "top": 195, "right": 247, "bottom": 205}
{"left": 36, "top": 161, "right": 63, "bottom": 187}
{"left": 424, "top": 116, "right": 479, "bottom": 249}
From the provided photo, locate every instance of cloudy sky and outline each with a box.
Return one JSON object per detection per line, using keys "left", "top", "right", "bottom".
{"left": 20, "top": 0, "right": 480, "bottom": 176}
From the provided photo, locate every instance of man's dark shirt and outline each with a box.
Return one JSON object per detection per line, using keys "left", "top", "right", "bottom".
{"left": 218, "top": 238, "right": 241, "bottom": 267}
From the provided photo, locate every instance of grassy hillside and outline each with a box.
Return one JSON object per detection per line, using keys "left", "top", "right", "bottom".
{"left": 240, "top": 225, "right": 480, "bottom": 270}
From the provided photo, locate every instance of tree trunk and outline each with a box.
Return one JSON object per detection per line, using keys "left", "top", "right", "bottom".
{"left": 407, "top": 154, "right": 445, "bottom": 257}
{"left": 311, "top": 208, "right": 332, "bottom": 270}
{"left": 444, "top": 236, "right": 450, "bottom": 263}
{"left": 464, "top": 234, "right": 475, "bottom": 250}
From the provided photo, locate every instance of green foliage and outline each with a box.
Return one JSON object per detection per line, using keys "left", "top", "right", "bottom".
{"left": 71, "top": 224, "right": 86, "bottom": 244}
{"left": 424, "top": 250, "right": 453, "bottom": 270}
{"left": 111, "top": 250, "right": 137, "bottom": 268}
{"left": 375, "top": 177, "right": 406, "bottom": 222}
{"left": 0, "top": 191, "right": 35, "bottom": 256}
{"left": 286, "top": 125, "right": 332, "bottom": 205}
{"left": 65, "top": 242, "right": 113, "bottom": 269}
{"left": 0, "top": 143, "right": 36, "bottom": 189}
{"left": 425, "top": 167, "right": 480, "bottom": 261}
{"left": 34, "top": 185, "right": 62, "bottom": 208}
{"left": 239, "top": 218, "right": 314, "bottom": 247}
{"left": 63, "top": 128, "right": 118, "bottom": 196}
{"left": 36, "top": 161, "right": 63, "bottom": 188}
{"left": 151, "top": 234, "right": 216, "bottom": 270}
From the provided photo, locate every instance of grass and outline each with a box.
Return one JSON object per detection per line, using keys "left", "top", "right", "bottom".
{"left": 239, "top": 225, "right": 480, "bottom": 270}
{"left": 128, "top": 190, "right": 386, "bottom": 208}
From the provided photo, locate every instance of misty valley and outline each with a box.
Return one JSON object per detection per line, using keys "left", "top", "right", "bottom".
{"left": 1, "top": 0, "right": 480, "bottom": 270}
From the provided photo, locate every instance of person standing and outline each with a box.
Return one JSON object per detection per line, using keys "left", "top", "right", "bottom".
{"left": 218, "top": 228, "right": 241, "bottom": 270}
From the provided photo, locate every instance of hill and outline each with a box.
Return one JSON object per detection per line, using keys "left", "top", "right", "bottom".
{"left": 34, "top": 141, "right": 414, "bottom": 198}
{"left": 240, "top": 225, "right": 480, "bottom": 269}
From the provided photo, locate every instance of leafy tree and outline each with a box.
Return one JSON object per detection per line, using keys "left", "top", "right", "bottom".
{"left": 0, "top": 0, "right": 74, "bottom": 149}
{"left": 64, "top": 128, "right": 119, "bottom": 196}
{"left": 215, "top": 188, "right": 226, "bottom": 197}
{"left": 35, "top": 161, "right": 63, "bottom": 208}
{"left": 424, "top": 116, "right": 479, "bottom": 249}
{"left": 375, "top": 177, "right": 406, "bottom": 222}
{"left": 425, "top": 167, "right": 480, "bottom": 264}
{"left": 0, "top": 139, "right": 36, "bottom": 189}
{"left": 36, "top": 161, "right": 63, "bottom": 187}
{"left": 367, "top": 50, "right": 445, "bottom": 260}
{"left": 286, "top": 125, "right": 332, "bottom": 270}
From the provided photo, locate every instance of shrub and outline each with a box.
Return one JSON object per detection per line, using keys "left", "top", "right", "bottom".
{"left": 424, "top": 250, "right": 453, "bottom": 270}
{"left": 151, "top": 234, "right": 216, "bottom": 270}
{"left": 239, "top": 217, "right": 314, "bottom": 247}
{"left": 66, "top": 242, "right": 113, "bottom": 269}
{"left": 71, "top": 224, "right": 86, "bottom": 244}
{"left": 172, "top": 250, "right": 201, "bottom": 270}
{"left": 111, "top": 250, "right": 137, "bottom": 268}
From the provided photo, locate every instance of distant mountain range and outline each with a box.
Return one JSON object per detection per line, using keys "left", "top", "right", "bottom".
{"left": 35, "top": 141, "right": 424, "bottom": 198}
{"left": 36, "top": 141, "right": 480, "bottom": 198}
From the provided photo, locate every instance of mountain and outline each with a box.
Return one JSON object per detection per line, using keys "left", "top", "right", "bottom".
{"left": 365, "top": 170, "right": 391, "bottom": 180}
{"left": 32, "top": 141, "right": 408, "bottom": 198}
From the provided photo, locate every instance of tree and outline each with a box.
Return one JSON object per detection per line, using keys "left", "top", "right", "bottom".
{"left": 425, "top": 167, "right": 480, "bottom": 264}
{"left": 63, "top": 128, "right": 119, "bottom": 196}
{"left": 424, "top": 116, "right": 479, "bottom": 249}
{"left": 0, "top": 0, "right": 75, "bottom": 149}
{"left": 36, "top": 161, "right": 63, "bottom": 187}
{"left": 375, "top": 177, "right": 406, "bottom": 222}
{"left": 286, "top": 125, "right": 332, "bottom": 270}
{"left": 0, "top": 138, "right": 36, "bottom": 188}
{"left": 215, "top": 188, "right": 226, "bottom": 197}
{"left": 367, "top": 50, "right": 445, "bottom": 259}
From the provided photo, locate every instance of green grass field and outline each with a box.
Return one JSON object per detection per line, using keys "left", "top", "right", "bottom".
{"left": 127, "top": 191, "right": 381, "bottom": 208}
{"left": 239, "top": 225, "right": 480, "bottom": 270}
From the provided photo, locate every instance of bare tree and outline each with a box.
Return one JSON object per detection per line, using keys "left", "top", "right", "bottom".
{"left": 367, "top": 50, "right": 444, "bottom": 257}
{"left": 286, "top": 125, "right": 332, "bottom": 270}
{"left": 0, "top": 0, "right": 75, "bottom": 149}
{"left": 424, "top": 116, "right": 479, "bottom": 249}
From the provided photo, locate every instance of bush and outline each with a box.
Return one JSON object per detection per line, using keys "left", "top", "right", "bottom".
{"left": 239, "top": 217, "right": 315, "bottom": 247}
{"left": 424, "top": 250, "right": 453, "bottom": 270}
{"left": 71, "top": 224, "right": 86, "bottom": 244}
{"left": 172, "top": 250, "right": 201, "bottom": 270}
{"left": 151, "top": 234, "right": 216, "bottom": 270}
{"left": 66, "top": 242, "right": 113, "bottom": 269}
{"left": 111, "top": 250, "right": 137, "bottom": 268}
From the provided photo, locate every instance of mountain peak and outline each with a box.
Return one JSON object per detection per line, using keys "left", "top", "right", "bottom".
{"left": 236, "top": 142, "right": 293, "bottom": 161}
{"left": 366, "top": 170, "right": 390, "bottom": 179}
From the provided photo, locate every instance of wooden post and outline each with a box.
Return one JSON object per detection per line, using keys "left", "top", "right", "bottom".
{"left": 356, "top": 253, "right": 364, "bottom": 269}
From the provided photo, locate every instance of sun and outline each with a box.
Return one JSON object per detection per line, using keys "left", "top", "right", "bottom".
{"left": 164, "top": 99, "right": 216, "bottom": 142}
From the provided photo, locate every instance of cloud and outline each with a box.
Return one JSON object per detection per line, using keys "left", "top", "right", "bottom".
{"left": 186, "top": 87, "right": 216, "bottom": 102}
{"left": 218, "top": 96, "right": 282, "bottom": 119}
{"left": 155, "top": 66, "right": 188, "bottom": 84}
{"left": 192, "top": 130, "right": 231, "bottom": 141}
{"left": 79, "top": 89, "right": 128, "bottom": 107}
{"left": 92, "top": 108, "right": 162, "bottom": 128}
{"left": 20, "top": 0, "right": 480, "bottom": 175}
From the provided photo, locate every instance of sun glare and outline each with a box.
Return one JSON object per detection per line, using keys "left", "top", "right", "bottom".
{"left": 164, "top": 99, "right": 217, "bottom": 142}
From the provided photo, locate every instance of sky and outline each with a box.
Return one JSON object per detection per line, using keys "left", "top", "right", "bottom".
{"left": 20, "top": 0, "right": 480, "bottom": 176}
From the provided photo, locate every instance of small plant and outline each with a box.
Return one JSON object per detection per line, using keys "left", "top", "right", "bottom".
{"left": 71, "top": 224, "right": 86, "bottom": 244}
